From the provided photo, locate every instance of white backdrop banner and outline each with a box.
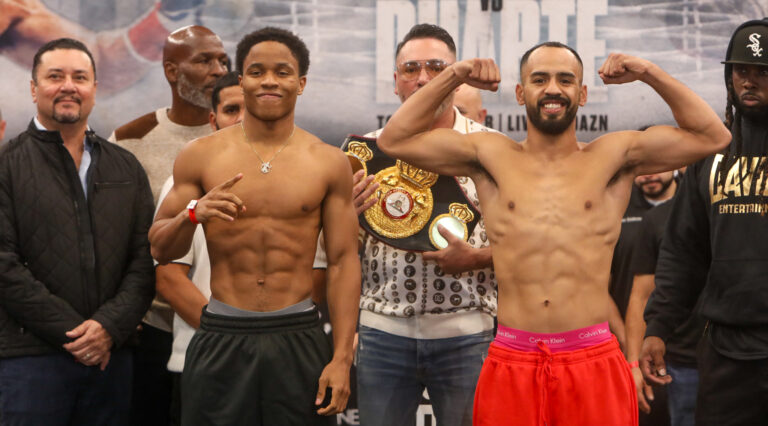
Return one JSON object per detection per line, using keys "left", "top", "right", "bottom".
{"left": 1, "top": 0, "right": 765, "bottom": 148}
{"left": 1, "top": 1, "right": 766, "bottom": 424}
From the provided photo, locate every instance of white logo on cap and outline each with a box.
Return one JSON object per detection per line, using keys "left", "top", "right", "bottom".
{"left": 747, "top": 33, "right": 763, "bottom": 57}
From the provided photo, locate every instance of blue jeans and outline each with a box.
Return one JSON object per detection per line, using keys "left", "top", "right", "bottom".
{"left": 356, "top": 326, "right": 492, "bottom": 426}
{"left": 667, "top": 364, "right": 699, "bottom": 426}
{"left": 0, "top": 349, "right": 132, "bottom": 426}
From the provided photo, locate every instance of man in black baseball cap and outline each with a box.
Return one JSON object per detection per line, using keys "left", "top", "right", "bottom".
{"left": 641, "top": 18, "right": 768, "bottom": 426}
{"left": 722, "top": 20, "right": 768, "bottom": 66}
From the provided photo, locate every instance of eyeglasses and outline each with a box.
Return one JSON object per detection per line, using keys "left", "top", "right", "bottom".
{"left": 396, "top": 59, "right": 450, "bottom": 81}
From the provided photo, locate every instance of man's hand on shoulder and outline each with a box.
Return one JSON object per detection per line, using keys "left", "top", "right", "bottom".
{"left": 598, "top": 53, "right": 655, "bottom": 85}
{"left": 315, "top": 358, "right": 351, "bottom": 416}
{"left": 194, "top": 173, "right": 246, "bottom": 223}
{"left": 63, "top": 319, "right": 113, "bottom": 371}
{"left": 451, "top": 58, "right": 501, "bottom": 92}
{"left": 422, "top": 224, "right": 491, "bottom": 274}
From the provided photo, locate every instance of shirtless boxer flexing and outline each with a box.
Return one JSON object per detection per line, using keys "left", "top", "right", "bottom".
{"left": 149, "top": 27, "right": 360, "bottom": 426}
{"left": 377, "top": 42, "right": 730, "bottom": 426}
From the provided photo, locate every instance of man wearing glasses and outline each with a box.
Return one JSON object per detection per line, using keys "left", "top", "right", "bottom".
{"left": 354, "top": 24, "right": 497, "bottom": 426}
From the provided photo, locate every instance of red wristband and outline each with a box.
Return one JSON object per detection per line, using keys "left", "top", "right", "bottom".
{"left": 627, "top": 360, "right": 639, "bottom": 369}
{"left": 187, "top": 200, "right": 200, "bottom": 225}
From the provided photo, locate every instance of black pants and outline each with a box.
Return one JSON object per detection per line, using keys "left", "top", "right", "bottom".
{"left": 131, "top": 322, "right": 174, "bottom": 426}
{"left": 640, "top": 384, "right": 670, "bottom": 426}
{"left": 181, "top": 307, "right": 335, "bottom": 426}
{"left": 170, "top": 372, "right": 182, "bottom": 426}
{"left": 696, "top": 333, "right": 768, "bottom": 425}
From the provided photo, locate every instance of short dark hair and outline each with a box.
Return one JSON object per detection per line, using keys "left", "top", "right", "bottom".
{"left": 395, "top": 23, "right": 456, "bottom": 60}
{"left": 32, "top": 38, "right": 96, "bottom": 83}
{"left": 211, "top": 71, "right": 240, "bottom": 111}
{"left": 519, "top": 41, "right": 583, "bottom": 79}
{"left": 236, "top": 27, "right": 310, "bottom": 76}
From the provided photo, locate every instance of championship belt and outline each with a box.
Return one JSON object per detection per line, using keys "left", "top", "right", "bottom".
{"left": 342, "top": 135, "right": 481, "bottom": 252}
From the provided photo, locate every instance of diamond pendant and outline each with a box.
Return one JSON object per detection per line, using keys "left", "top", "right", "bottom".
{"left": 260, "top": 162, "right": 272, "bottom": 174}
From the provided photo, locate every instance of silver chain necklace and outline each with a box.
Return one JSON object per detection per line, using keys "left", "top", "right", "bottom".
{"left": 241, "top": 122, "right": 296, "bottom": 174}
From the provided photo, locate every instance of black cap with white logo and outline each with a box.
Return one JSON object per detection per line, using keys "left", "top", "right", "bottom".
{"left": 722, "top": 18, "right": 768, "bottom": 84}
{"left": 723, "top": 21, "right": 768, "bottom": 66}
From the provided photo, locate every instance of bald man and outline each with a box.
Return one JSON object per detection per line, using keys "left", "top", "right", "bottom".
{"left": 454, "top": 84, "right": 487, "bottom": 124}
{"left": 108, "top": 25, "right": 228, "bottom": 426}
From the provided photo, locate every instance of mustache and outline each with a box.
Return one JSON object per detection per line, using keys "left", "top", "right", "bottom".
{"left": 54, "top": 96, "right": 81, "bottom": 105}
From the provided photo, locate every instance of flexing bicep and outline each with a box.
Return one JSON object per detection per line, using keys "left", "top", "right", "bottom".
{"left": 379, "top": 127, "right": 498, "bottom": 177}
{"left": 627, "top": 125, "right": 728, "bottom": 176}
{"left": 155, "top": 145, "right": 206, "bottom": 222}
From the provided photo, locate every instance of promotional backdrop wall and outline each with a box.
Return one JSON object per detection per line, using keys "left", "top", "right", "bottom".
{"left": 1, "top": 1, "right": 765, "bottom": 425}
{"left": 1, "top": 0, "right": 763, "bottom": 149}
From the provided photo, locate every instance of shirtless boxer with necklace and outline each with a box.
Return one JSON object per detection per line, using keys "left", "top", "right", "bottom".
{"left": 149, "top": 27, "right": 359, "bottom": 425}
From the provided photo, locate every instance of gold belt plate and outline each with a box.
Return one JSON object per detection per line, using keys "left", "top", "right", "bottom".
{"left": 364, "top": 163, "right": 436, "bottom": 239}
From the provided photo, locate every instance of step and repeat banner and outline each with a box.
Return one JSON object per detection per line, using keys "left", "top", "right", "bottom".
{"left": 1, "top": 0, "right": 764, "bottom": 148}
{"left": 0, "top": 1, "right": 765, "bottom": 424}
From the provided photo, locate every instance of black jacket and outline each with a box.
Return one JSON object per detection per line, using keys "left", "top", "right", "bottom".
{"left": 0, "top": 121, "right": 155, "bottom": 358}
{"left": 645, "top": 122, "right": 768, "bottom": 359}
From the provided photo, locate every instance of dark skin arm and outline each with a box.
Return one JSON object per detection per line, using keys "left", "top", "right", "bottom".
{"left": 314, "top": 150, "right": 361, "bottom": 416}
{"left": 150, "top": 139, "right": 245, "bottom": 263}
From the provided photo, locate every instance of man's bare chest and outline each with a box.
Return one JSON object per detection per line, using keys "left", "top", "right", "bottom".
{"left": 201, "top": 151, "right": 327, "bottom": 219}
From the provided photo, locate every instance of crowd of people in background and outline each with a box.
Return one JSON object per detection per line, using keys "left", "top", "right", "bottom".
{"left": 0, "top": 14, "right": 766, "bottom": 426}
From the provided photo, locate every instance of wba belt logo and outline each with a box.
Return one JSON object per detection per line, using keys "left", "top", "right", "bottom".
{"left": 342, "top": 135, "right": 482, "bottom": 251}
{"left": 748, "top": 33, "right": 763, "bottom": 57}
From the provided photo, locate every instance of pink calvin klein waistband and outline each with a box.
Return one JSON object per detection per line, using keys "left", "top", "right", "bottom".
{"left": 494, "top": 322, "right": 612, "bottom": 353}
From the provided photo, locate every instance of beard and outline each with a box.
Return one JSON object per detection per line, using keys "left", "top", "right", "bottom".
{"left": 177, "top": 73, "right": 212, "bottom": 109}
{"left": 527, "top": 96, "right": 578, "bottom": 135}
{"left": 52, "top": 97, "right": 81, "bottom": 124}
{"left": 53, "top": 110, "right": 80, "bottom": 124}
{"left": 640, "top": 177, "right": 674, "bottom": 198}
{"left": 735, "top": 96, "right": 768, "bottom": 122}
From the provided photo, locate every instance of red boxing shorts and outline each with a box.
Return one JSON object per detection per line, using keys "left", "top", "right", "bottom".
{"left": 473, "top": 327, "right": 637, "bottom": 426}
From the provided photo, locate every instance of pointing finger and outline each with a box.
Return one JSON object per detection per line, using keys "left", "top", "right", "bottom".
{"left": 217, "top": 173, "right": 244, "bottom": 190}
